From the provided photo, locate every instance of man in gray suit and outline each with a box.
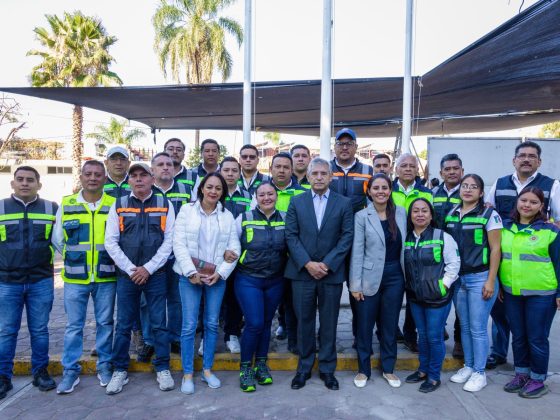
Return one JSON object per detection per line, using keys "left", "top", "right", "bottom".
{"left": 285, "top": 158, "right": 354, "bottom": 391}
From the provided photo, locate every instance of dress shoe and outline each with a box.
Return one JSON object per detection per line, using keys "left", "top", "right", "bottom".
{"left": 419, "top": 379, "right": 441, "bottom": 393}
{"left": 405, "top": 371, "right": 427, "bottom": 384}
{"left": 319, "top": 373, "right": 339, "bottom": 390}
{"left": 486, "top": 354, "right": 507, "bottom": 370}
{"left": 452, "top": 342, "right": 464, "bottom": 359}
{"left": 403, "top": 340, "right": 419, "bottom": 353}
{"left": 291, "top": 372, "right": 311, "bottom": 390}
{"left": 170, "top": 341, "right": 181, "bottom": 354}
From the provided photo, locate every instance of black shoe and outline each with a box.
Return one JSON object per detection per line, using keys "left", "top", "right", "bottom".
{"left": 452, "top": 342, "right": 464, "bottom": 359}
{"left": 419, "top": 379, "right": 441, "bottom": 393}
{"left": 137, "top": 344, "right": 155, "bottom": 363}
{"left": 90, "top": 347, "right": 98, "bottom": 357}
{"left": 0, "top": 376, "right": 13, "bottom": 399}
{"left": 319, "top": 373, "right": 339, "bottom": 390}
{"left": 291, "top": 372, "right": 311, "bottom": 390}
{"left": 403, "top": 340, "right": 419, "bottom": 353}
{"left": 170, "top": 341, "right": 181, "bottom": 354}
{"left": 486, "top": 354, "right": 507, "bottom": 370}
{"left": 32, "top": 367, "right": 56, "bottom": 392}
{"left": 288, "top": 342, "right": 298, "bottom": 355}
{"left": 405, "top": 371, "right": 427, "bottom": 384}
{"left": 352, "top": 339, "right": 357, "bottom": 350}
{"left": 396, "top": 328, "right": 405, "bottom": 344}
{"left": 443, "top": 329, "right": 449, "bottom": 341}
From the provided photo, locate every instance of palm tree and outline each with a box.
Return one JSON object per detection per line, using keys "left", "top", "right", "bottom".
{"left": 153, "top": 0, "right": 243, "bottom": 148}
{"left": 27, "top": 12, "right": 122, "bottom": 192}
{"left": 87, "top": 117, "right": 146, "bottom": 147}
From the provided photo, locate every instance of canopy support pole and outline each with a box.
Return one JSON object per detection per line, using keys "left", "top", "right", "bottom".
{"left": 320, "top": 0, "right": 333, "bottom": 160}
{"left": 401, "top": 0, "right": 414, "bottom": 154}
{"left": 242, "top": 0, "right": 253, "bottom": 145}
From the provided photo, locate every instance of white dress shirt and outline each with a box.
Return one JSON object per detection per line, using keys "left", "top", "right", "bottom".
{"left": 195, "top": 203, "right": 220, "bottom": 263}
{"left": 105, "top": 191, "right": 175, "bottom": 276}
{"left": 312, "top": 189, "right": 330, "bottom": 229}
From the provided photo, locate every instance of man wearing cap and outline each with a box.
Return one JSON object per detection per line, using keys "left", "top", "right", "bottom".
{"left": 104, "top": 146, "right": 131, "bottom": 199}
{"left": 0, "top": 166, "right": 58, "bottom": 399}
{"left": 291, "top": 144, "right": 312, "bottom": 189}
{"left": 238, "top": 144, "right": 270, "bottom": 196}
{"left": 53, "top": 160, "right": 117, "bottom": 394}
{"left": 104, "top": 162, "right": 175, "bottom": 395}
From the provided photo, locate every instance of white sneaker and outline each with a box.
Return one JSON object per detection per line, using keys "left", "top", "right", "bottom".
{"left": 106, "top": 371, "right": 129, "bottom": 395}
{"left": 463, "top": 372, "right": 487, "bottom": 392}
{"left": 450, "top": 366, "right": 473, "bottom": 384}
{"left": 353, "top": 373, "right": 368, "bottom": 388}
{"left": 156, "top": 370, "right": 175, "bottom": 391}
{"left": 198, "top": 339, "right": 204, "bottom": 356}
{"left": 226, "top": 336, "right": 241, "bottom": 354}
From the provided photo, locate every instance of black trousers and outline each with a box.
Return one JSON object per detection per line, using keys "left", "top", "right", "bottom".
{"left": 292, "top": 280, "right": 342, "bottom": 374}
{"left": 277, "top": 279, "right": 297, "bottom": 347}
{"left": 222, "top": 271, "right": 243, "bottom": 341}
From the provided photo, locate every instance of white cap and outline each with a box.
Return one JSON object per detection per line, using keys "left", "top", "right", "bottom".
{"left": 106, "top": 146, "right": 130, "bottom": 159}
{"left": 128, "top": 162, "right": 153, "bottom": 176}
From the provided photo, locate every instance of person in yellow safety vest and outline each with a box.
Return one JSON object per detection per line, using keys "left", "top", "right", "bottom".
{"left": 52, "top": 160, "right": 117, "bottom": 395}
{"left": 103, "top": 146, "right": 131, "bottom": 199}
{"left": 291, "top": 144, "right": 312, "bottom": 189}
{"left": 500, "top": 186, "right": 560, "bottom": 399}
{"left": 0, "top": 166, "right": 58, "bottom": 399}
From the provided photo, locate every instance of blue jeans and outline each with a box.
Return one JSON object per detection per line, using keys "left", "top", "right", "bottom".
{"left": 490, "top": 297, "right": 510, "bottom": 359}
{"left": 179, "top": 276, "right": 226, "bottom": 373}
{"left": 504, "top": 292, "right": 557, "bottom": 381}
{"left": 234, "top": 273, "right": 284, "bottom": 363}
{"left": 112, "top": 271, "right": 169, "bottom": 372}
{"left": 166, "top": 261, "right": 181, "bottom": 343}
{"left": 410, "top": 301, "right": 451, "bottom": 382}
{"left": 0, "top": 278, "right": 54, "bottom": 379}
{"left": 453, "top": 272, "right": 498, "bottom": 373}
{"left": 62, "top": 282, "right": 116, "bottom": 375}
{"left": 139, "top": 294, "right": 153, "bottom": 346}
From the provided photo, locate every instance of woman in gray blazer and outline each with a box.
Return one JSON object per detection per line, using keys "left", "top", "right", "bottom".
{"left": 349, "top": 173, "right": 407, "bottom": 389}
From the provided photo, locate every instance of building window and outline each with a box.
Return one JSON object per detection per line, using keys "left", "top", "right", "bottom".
{"left": 47, "top": 166, "right": 72, "bottom": 174}
{"left": 0, "top": 166, "right": 11, "bottom": 173}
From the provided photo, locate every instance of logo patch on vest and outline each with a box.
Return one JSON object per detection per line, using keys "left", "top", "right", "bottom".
{"left": 69, "top": 198, "right": 76, "bottom": 204}
{"left": 530, "top": 235, "right": 538, "bottom": 242}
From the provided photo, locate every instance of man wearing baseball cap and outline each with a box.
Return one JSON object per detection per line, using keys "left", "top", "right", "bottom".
{"left": 104, "top": 162, "right": 175, "bottom": 394}
{"left": 104, "top": 146, "right": 131, "bottom": 199}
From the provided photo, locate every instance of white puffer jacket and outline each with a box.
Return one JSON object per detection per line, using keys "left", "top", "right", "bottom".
{"left": 173, "top": 201, "right": 241, "bottom": 280}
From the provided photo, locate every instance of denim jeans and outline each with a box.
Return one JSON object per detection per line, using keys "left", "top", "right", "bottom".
{"left": 410, "top": 301, "right": 451, "bottom": 382}
{"left": 234, "top": 273, "right": 284, "bottom": 363}
{"left": 62, "top": 281, "right": 116, "bottom": 375}
{"left": 112, "top": 271, "right": 169, "bottom": 372}
{"left": 139, "top": 294, "right": 153, "bottom": 346}
{"left": 0, "top": 278, "right": 54, "bottom": 379}
{"left": 503, "top": 292, "right": 557, "bottom": 381}
{"left": 490, "top": 297, "right": 510, "bottom": 359}
{"left": 179, "top": 276, "right": 226, "bottom": 374}
{"left": 166, "top": 261, "right": 182, "bottom": 343}
{"left": 356, "top": 261, "right": 405, "bottom": 377}
{"left": 453, "top": 272, "right": 498, "bottom": 373}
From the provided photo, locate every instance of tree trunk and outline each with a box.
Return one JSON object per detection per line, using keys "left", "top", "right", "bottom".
{"left": 194, "top": 129, "right": 200, "bottom": 149}
{"left": 71, "top": 105, "right": 83, "bottom": 193}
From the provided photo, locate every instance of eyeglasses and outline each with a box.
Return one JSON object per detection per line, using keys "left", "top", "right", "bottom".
{"left": 515, "top": 153, "right": 539, "bottom": 160}
{"left": 240, "top": 154, "right": 257, "bottom": 160}
{"left": 460, "top": 184, "right": 479, "bottom": 190}
{"left": 335, "top": 141, "right": 356, "bottom": 148}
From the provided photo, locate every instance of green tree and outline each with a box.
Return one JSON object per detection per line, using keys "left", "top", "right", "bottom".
{"left": 186, "top": 145, "right": 228, "bottom": 168}
{"left": 418, "top": 149, "right": 427, "bottom": 160}
{"left": 538, "top": 121, "right": 560, "bottom": 138}
{"left": 264, "top": 132, "right": 281, "bottom": 146}
{"left": 153, "top": 0, "right": 243, "bottom": 148}
{"left": 86, "top": 117, "right": 146, "bottom": 147}
{"left": 27, "top": 12, "right": 122, "bottom": 191}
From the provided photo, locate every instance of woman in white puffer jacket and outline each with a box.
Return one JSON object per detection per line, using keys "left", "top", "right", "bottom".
{"left": 172, "top": 172, "right": 240, "bottom": 395}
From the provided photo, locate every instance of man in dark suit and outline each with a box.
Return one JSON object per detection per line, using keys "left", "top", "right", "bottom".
{"left": 285, "top": 157, "right": 354, "bottom": 391}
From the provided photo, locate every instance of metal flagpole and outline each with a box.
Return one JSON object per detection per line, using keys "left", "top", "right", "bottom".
{"left": 243, "top": 0, "right": 253, "bottom": 145}
{"left": 401, "top": 0, "right": 414, "bottom": 154}
{"left": 320, "top": 0, "right": 333, "bottom": 159}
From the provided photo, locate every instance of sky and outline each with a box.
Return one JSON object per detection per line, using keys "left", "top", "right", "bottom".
{"left": 0, "top": 0, "right": 541, "bottom": 155}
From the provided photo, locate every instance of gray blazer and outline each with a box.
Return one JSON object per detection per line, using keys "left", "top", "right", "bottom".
{"left": 349, "top": 205, "right": 407, "bottom": 296}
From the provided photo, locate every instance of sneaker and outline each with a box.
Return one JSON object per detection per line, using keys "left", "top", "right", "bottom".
{"left": 504, "top": 373, "right": 529, "bottom": 393}
{"left": 0, "top": 376, "right": 13, "bottom": 400}
{"left": 56, "top": 372, "right": 80, "bottom": 395}
{"left": 137, "top": 344, "right": 155, "bottom": 363}
{"left": 452, "top": 342, "right": 464, "bottom": 359}
{"left": 106, "top": 371, "right": 129, "bottom": 395}
{"left": 97, "top": 370, "right": 112, "bottom": 387}
{"left": 353, "top": 373, "right": 368, "bottom": 388}
{"left": 201, "top": 371, "right": 221, "bottom": 389}
{"left": 519, "top": 379, "right": 549, "bottom": 399}
{"left": 275, "top": 326, "right": 287, "bottom": 340}
{"left": 450, "top": 366, "right": 473, "bottom": 384}
{"left": 240, "top": 364, "right": 256, "bottom": 392}
{"left": 156, "top": 370, "right": 175, "bottom": 391}
{"left": 198, "top": 339, "right": 204, "bottom": 356}
{"left": 419, "top": 380, "right": 441, "bottom": 393}
{"left": 463, "top": 372, "right": 487, "bottom": 392}
{"left": 32, "top": 367, "right": 56, "bottom": 392}
{"left": 254, "top": 359, "right": 273, "bottom": 385}
{"left": 226, "top": 336, "right": 241, "bottom": 354}
{"left": 181, "top": 375, "right": 194, "bottom": 395}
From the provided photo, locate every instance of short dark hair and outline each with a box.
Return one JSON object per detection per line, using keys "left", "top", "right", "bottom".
{"left": 196, "top": 172, "right": 228, "bottom": 211}
{"left": 515, "top": 141, "right": 542, "bottom": 158}
{"left": 255, "top": 181, "right": 278, "bottom": 196}
{"left": 14, "top": 166, "right": 40, "bottom": 181}
{"left": 290, "top": 144, "right": 310, "bottom": 156}
{"left": 151, "top": 152, "right": 172, "bottom": 165}
{"left": 201, "top": 138, "right": 219, "bottom": 152}
{"left": 163, "top": 138, "right": 185, "bottom": 150}
{"left": 511, "top": 186, "right": 548, "bottom": 223}
{"left": 372, "top": 153, "right": 391, "bottom": 165}
{"left": 440, "top": 153, "right": 462, "bottom": 169}
{"left": 406, "top": 197, "right": 436, "bottom": 232}
{"left": 82, "top": 160, "right": 106, "bottom": 175}
{"left": 240, "top": 144, "right": 258, "bottom": 154}
{"left": 220, "top": 156, "right": 241, "bottom": 171}
{"left": 271, "top": 152, "right": 293, "bottom": 167}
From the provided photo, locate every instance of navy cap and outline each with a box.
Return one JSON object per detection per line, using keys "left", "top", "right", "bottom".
{"left": 335, "top": 128, "right": 357, "bottom": 141}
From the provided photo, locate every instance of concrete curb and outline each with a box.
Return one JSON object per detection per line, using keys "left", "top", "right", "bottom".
{"left": 13, "top": 353, "right": 463, "bottom": 375}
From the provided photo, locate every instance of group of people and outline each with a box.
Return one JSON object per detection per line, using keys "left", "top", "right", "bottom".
{"left": 0, "top": 129, "right": 558, "bottom": 401}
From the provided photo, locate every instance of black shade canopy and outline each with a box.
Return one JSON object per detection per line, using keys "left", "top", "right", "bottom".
{"left": 2, "top": 0, "right": 559, "bottom": 138}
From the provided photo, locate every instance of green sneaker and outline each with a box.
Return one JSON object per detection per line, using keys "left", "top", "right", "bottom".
{"left": 254, "top": 359, "right": 273, "bottom": 385}
{"left": 239, "top": 364, "right": 256, "bottom": 392}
